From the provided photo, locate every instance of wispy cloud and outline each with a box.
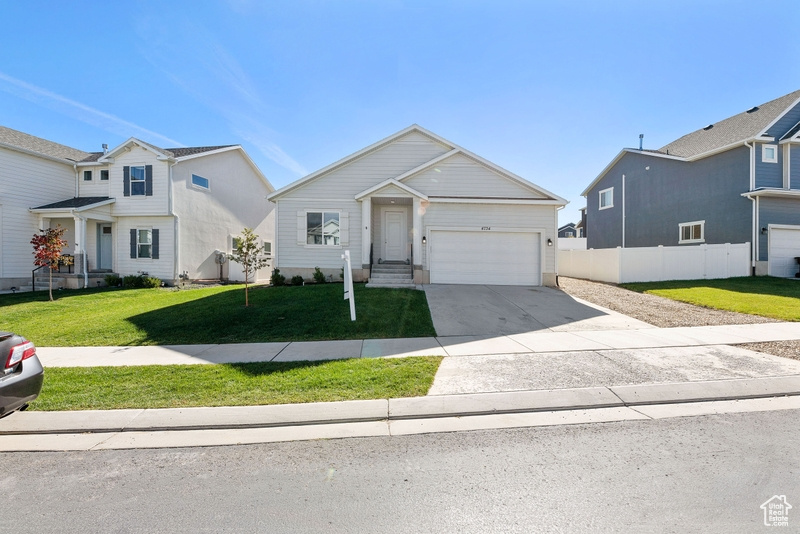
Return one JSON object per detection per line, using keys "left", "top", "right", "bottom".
{"left": 134, "top": 15, "right": 307, "bottom": 177}
{"left": 0, "top": 71, "right": 184, "bottom": 147}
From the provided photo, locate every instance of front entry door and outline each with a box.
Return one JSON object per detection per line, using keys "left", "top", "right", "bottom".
{"left": 383, "top": 210, "right": 406, "bottom": 262}
{"left": 98, "top": 224, "right": 112, "bottom": 270}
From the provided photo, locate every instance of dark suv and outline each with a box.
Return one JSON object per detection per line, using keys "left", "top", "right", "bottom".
{"left": 0, "top": 332, "right": 44, "bottom": 418}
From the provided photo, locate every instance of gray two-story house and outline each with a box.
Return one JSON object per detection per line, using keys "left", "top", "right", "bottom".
{"left": 582, "top": 89, "right": 800, "bottom": 278}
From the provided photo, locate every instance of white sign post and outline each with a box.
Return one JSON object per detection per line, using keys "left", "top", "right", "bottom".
{"left": 342, "top": 250, "right": 356, "bottom": 321}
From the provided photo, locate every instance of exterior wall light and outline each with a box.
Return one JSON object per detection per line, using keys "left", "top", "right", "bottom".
{"left": 422, "top": 236, "right": 427, "bottom": 244}
{"left": 761, "top": 227, "right": 767, "bottom": 235}
{"left": 547, "top": 238, "right": 553, "bottom": 246}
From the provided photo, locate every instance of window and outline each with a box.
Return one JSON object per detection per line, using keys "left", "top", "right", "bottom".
{"left": 100, "top": 170, "right": 109, "bottom": 181}
{"left": 762, "top": 144, "right": 778, "bottom": 163}
{"left": 679, "top": 220, "right": 705, "bottom": 244}
{"left": 565, "top": 231, "right": 574, "bottom": 237}
{"left": 130, "top": 166, "right": 146, "bottom": 195}
{"left": 263, "top": 241, "right": 272, "bottom": 255}
{"left": 232, "top": 237, "right": 242, "bottom": 252}
{"left": 191, "top": 174, "right": 210, "bottom": 190}
{"left": 307, "top": 212, "right": 340, "bottom": 245}
{"left": 137, "top": 229, "right": 152, "bottom": 258}
{"left": 83, "top": 170, "right": 92, "bottom": 181}
{"left": 599, "top": 187, "right": 614, "bottom": 210}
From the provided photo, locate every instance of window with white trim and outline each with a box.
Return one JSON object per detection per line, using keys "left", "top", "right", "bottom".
{"left": 137, "top": 229, "right": 152, "bottom": 258}
{"left": 130, "top": 165, "right": 146, "bottom": 195}
{"left": 307, "top": 212, "right": 340, "bottom": 245}
{"left": 599, "top": 187, "right": 614, "bottom": 210}
{"left": 83, "top": 170, "right": 92, "bottom": 181}
{"left": 679, "top": 220, "right": 704, "bottom": 244}
{"left": 100, "top": 169, "right": 109, "bottom": 181}
{"left": 762, "top": 144, "right": 778, "bottom": 163}
{"left": 191, "top": 174, "right": 210, "bottom": 190}
{"left": 263, "top": 241, "right": 272, "bottom": 255}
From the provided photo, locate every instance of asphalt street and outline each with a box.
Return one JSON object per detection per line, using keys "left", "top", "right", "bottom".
{"left": 2, "top": 409, "right": 798, "bottom": 533}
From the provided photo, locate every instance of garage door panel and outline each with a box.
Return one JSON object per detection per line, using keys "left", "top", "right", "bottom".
{"left": 430, "top": 230, "right": 541, "bottom": 285}
{"left": 769, "top": 227, "right": 800, "bottom": 278}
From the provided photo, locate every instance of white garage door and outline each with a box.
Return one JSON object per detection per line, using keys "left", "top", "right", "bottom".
{"left": 769, "top": 226, "right": 800, "bottom": 278}
{"left": 430, "top": 230, "right": 541, "bottom": 285}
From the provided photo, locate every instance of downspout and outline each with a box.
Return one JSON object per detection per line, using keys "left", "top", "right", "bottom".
{"left": 72, "top": 210, "right": 89, "bottom": 288}
{"left": 169, "top": 161, "right": 180, "bottom": 283}
{"left": 621, "top": 174, "right": 626, "bottom": 248}
{"left": 74, "top": 163, "right": 79, "bottom": 197}
{"left": 744, "top": 141, "right": 756, "bottom": 272}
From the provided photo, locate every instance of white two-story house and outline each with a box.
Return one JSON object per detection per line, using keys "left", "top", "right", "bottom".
{"left": 0, "top": 126, "right": 274, "bottom": 290}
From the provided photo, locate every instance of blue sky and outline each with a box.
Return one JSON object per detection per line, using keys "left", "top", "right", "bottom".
{"left": 3, "top": 1, "right": 800, "bottom": 225}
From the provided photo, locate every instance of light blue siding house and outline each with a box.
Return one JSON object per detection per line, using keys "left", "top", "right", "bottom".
{"left": 582, "top": 89, "right": 800, "bottom": 278}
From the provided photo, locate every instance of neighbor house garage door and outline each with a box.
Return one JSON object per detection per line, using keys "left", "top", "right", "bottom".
{"left": 430, "top": 230, "right": 541, "bottom": 285}
{"left": 769, "top": 226, "right": 800, "bottom": 278}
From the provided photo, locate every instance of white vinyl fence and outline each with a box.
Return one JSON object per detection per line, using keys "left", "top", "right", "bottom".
{"left": 558, "top": 242, "right": 751, "bottom": 283}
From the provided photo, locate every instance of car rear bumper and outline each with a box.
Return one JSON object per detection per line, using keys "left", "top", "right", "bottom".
{"left": 0, "top": 355, "right": 44, "bottom": 417}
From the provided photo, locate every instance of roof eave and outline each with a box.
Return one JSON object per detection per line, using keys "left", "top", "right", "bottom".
{"left": 0, "top": 141, "right": 78, "bottom": 165}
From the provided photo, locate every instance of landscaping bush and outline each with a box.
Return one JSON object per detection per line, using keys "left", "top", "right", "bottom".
{"left": 270, "top": 268, "right": 285, "bottom": 286}
{"left": 122, "top": 274, "right": 162, "bottom": 289}
{"left": 313, "top": 267, "right": 326, "bottom": 284}
{"left": 290, "top": 275, "right": 304, "bottom": 286}
{"left": 104, "top": 274, "right": 122, "bottom": 287}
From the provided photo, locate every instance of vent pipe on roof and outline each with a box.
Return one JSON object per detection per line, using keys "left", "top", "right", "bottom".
{"left": 102, "top": 143, "right": 108, "bottom": 154}
{"left": 639, "top": 134, "right": 643, "bottom": 150}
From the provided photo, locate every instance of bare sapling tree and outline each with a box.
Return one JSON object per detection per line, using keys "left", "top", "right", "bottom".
{"left": 227, "top": 228, "right": 270, "bottom": 307}
{"left": 31, "top": 225, "right": 68, "bottom": 301}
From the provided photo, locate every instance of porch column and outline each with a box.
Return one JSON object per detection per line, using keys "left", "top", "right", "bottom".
{"left": 73, "top": 215, "right": 86, "bottom": 276}
{"left": 412, "top": 197, "right": 422, "bottom": 269}
{"left": 361, "top": 197, "right": 371, "bottom": 268}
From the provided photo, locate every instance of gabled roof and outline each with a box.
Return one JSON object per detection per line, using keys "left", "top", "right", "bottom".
{"left": 269, "top": 124, "right": 567, "bottom": 204}
{"left": 30, "top": 196, "right": 113, "bottom": 210}
{"left": 0, "top": 125, "right": 91, "bottom": 162}
{"left": 659, "top": 89, "right": 800, "bottom": 158}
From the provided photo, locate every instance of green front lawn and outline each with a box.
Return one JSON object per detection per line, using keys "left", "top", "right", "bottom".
{"left": 32, "top": 357, "right": 443, "bottom": 411}
{"left": 0, "top": 283, "right": 435, "bottom": 346}
{"left": 621, "top": 276, "right": 800, "bottom": 321}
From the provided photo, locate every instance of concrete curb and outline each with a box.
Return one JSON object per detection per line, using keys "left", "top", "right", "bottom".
{"left": 3, "top": 375, "right": 800, "bottom": 436}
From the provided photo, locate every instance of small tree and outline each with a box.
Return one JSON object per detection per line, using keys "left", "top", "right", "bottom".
{"left": 228, "top": 228, "right": 270, "bottom": 307}
{"left": 31, "top": 225, "right": 68, "bottom": 301}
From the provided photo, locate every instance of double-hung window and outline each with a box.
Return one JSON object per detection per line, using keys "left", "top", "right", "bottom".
{"left": 306, "top": 212, "right": 340, "bottom": 245}
{"left": 599, "top": 187, "right": 614, "bottom": 210}
{"left": 130, "top": 166, "right": 146, "bottom": 196}
{"left": 137, "top": 229, "right": 153, "bottom": 258}
{"left": 679, "top": 220, "right": 704, "bottom": 244}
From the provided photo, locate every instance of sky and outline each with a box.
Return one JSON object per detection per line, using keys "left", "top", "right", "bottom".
{"left": 3, "top": 0, "right": 800, "bottom": 226}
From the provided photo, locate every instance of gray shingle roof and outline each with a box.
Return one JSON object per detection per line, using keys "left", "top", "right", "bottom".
{"left": 0, "top": 125, "right": 92, "bottom": 162}
{"left": 659, "top": 89, "right": 800, "bottom": 158}
{"left": 31, "top": 197, "right": 112, "bottom": 210}
{"left": 165, "top": 145, "right": 236, "bottom": 157}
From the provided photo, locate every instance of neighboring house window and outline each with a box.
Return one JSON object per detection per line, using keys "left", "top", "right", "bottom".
{"left": 599, "top": 187, "right": 614, "bottom": 210}
{"left": 100, "top": 170, "right": 109, "bottom": 181}
{"left": 129, "top": 228, "right": 159, "bottom": 259}
{"left": 679, "top": 220, "right": 704, "bottom": 244}
{"left": 263, "top": 241, "right": 272, "bottom": 256}
{"left": 83, "top": 170, "right": 92, "bottom": 181}
{"left": 762, "top": 144, "right": 778, "bottom": 163}
{"left": 191, "top": 174, "right": 210, "bottom": 190}
{"left": 306, "top": 212, "right": 340, "bottom": 245}
{"left": 232, "top": 237, "right": 242, "bottom": 251}
{"left": 566, "top": 231, "right": 574, "bottom": 237}
{"left": 123, "top": 165, "right": 153, "bottom": 196}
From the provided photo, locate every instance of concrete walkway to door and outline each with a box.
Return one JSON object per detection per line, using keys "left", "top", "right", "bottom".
{"left": 423, "top": 284, "right": 652, "bottom": 337}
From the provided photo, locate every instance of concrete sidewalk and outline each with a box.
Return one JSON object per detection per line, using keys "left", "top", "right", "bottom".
{"left": 35, "top": 322, "right": 800, "bottom": 367}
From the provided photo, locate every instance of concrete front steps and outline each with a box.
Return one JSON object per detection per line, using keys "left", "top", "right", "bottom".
{"left": 366, "top": 263, "right": 416, "bottom": 288}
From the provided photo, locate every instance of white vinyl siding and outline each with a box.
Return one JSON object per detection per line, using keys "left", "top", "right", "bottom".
{"left": 279, "top": 200, "right": 361, "bottom": 269}
{"left": 280, "top": 132, "right": 450, "bottom": 199}
{"left": 0, "top": 147, "right": 75, "bottom": 279}
{"left": 111, "top": 147, "right": 169, "bottom": 216}
{"left": 78, "top": 165, "right": 111, "bottom": 197}
{"left": 116, "top": 217, "right": 174, "bottom": 280}
{"left": 402, "top": 153, "right": 545, "bottom": 199}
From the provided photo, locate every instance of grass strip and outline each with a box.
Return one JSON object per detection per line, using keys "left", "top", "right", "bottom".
{"left": 621, "top": 276, "right": 800, "bottom": 321}
{"left": 30, "top": 356, "right": 443, "bottom": 411}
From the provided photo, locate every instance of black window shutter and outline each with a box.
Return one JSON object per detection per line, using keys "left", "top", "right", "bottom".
{"left": 145, "top": 165, "right": 153, "bottom": 196}
{"left": 152, "top": 229, "right": 159, "bottom": 259}
{"left": 123, "top": 166, "right": 130, "bottom": 196}
{"left": 130, "top": 229, "right": 137, "bottom": 258}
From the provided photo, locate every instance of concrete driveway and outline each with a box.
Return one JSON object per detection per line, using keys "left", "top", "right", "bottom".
{"left": 423, "top": 284, "right": 652, "bottom": 337}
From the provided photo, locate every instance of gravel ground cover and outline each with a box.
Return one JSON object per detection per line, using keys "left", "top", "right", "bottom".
{"left": 557, "top": 277, "right": 799, "bottom": 361}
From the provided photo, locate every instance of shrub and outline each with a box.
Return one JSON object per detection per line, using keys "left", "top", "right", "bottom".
{"left": 313, "top": 267, "right": 326, "bottom": 284}
{"left": 104, "top": 274, "right": 122, "bottom": 287}
{"left": 270, "top": 268, "right": 285, "bottom": 287}
{"left": 290, "top": 275, "right": 305, "bottom": 286}
{"left": 122, "top": 274, "right": 162, "bottom": 289}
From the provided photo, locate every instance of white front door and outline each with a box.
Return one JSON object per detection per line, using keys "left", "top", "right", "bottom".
{"left": 383, "top": 209, "right": 407, "bottom": 262}
{"left": 99, "top": 224, "right": 112, "bottom": 270}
